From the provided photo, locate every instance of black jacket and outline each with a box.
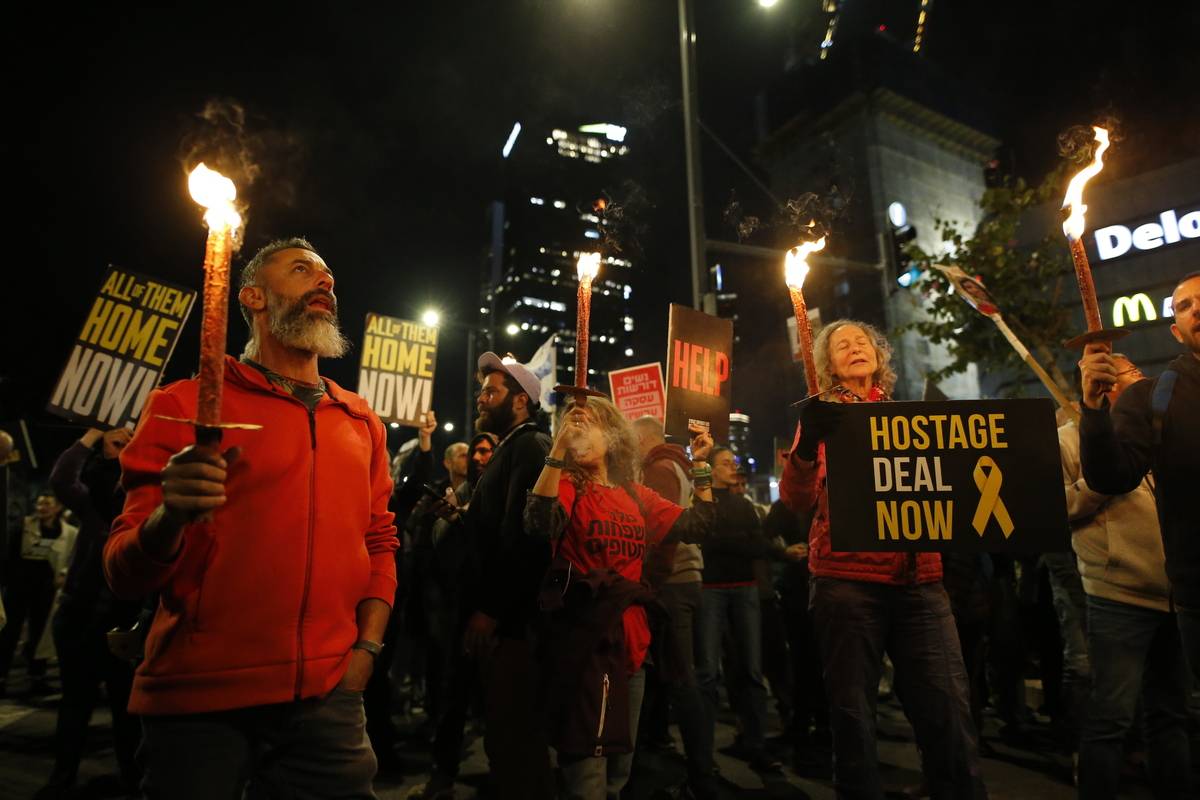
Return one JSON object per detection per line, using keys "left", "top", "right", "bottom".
{"left": 701, "top": 488, "right": 776, "bottom": 585}
{"left": 1080, "top": 353, "right": 1200, "bottom": 607}
{"left": 465, "top": 421, "right": 551, "bottom": 635}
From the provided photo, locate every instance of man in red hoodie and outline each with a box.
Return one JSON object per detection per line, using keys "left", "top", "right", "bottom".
{"left": 104, "top": 238, "right": 398, "bottom": 799}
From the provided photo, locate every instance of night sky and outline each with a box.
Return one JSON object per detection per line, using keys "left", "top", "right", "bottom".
{"left": 7, "top": 0, "right": 1198, "bottom": 474}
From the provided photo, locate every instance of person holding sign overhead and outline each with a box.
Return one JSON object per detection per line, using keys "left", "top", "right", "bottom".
{"left": 778, "top": 320, "right": 986, "bottom": 799}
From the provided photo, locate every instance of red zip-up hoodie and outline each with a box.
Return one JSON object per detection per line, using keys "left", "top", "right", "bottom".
{"left": 104, "top": 356, "right": 398, "bottom": 715}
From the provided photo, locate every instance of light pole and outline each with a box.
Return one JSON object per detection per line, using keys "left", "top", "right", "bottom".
{"left": 422, "top": 308, "right": 478, "bottom": 438}
{"left": 677, "top": 0, "right": 780, "bottom": 312}
{"left": 678, "top": 0, "right": 706, "bottom": 311}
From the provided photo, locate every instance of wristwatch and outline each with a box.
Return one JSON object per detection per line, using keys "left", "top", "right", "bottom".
{"left": 352, "top": 640, "right": 383, "bottom": 659}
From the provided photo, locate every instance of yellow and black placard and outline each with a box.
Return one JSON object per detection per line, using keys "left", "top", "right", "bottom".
{"left": 824, "top": 399, "right": 1069, "bottom": 552}
{"left": 47, "top": 267, "right": 196, "bottom": 429}
{"left": 357, "top": 312, "right": 437, "bottom": 427}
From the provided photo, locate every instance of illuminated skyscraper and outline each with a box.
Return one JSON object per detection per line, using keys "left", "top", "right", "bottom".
{"left": 482, "top": 123, "right": 638, "bottom": 387}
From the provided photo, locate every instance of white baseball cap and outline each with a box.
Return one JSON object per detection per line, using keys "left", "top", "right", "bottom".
{"left": 477, "top": 351, "right": 543, "bottom": 406}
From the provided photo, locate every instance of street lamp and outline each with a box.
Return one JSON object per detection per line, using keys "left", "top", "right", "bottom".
{"left": 443, "top": 421, "right": 455, "bottom": 433}
{"left": 505, "top": 323, "right": 520, "bottom": 336}
{"left": 421, "top": 308, "right": 441, "bottom": 327}
{"left": 757, "top": 0, "right": 779, "bottom": 7}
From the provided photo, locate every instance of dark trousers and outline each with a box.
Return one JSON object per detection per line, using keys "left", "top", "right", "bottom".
{"left": 1175, "top": 602, "right": 1200, "bottom": 685}
{"left": 1043, "top": 552, "right": 1090, "bottom": 746}
{"left": 363, "top": 584, "right": 403, "bottom": 758}
{"left": 481, "top": 634, "right": 554, "bottom": 800}
{"left": 430, "top": 618, "right": 479, "bottom": 780}
{"left": 661, "top": 581, "right": 716, "bottom": 787}
{"left": 1078, "top": 595, "right": 1193, "bottom": 800}
{"left": 139, "top": 689, "right": 377, "bottom": 800}
{"left": 49, "top": 598, "right": 140, "bottom": 787}
{"left": 811, "top": 577, "right": 986, "bottom": 800}
{"left": 759, "top": 592, "right": 794, "bottom": 724}
{"left": 697, "top": 585, "right": 769, "bottom": 751}
{"left": 781, "top": 572, "right": 828, "bottom": 737}
{"left": 954, "top": 616, "right": 989, "bottom": 736}
{"left": 986, "top": 570, "right": 1028, "bottom": 729}
{"left": 0, "top": 559, "right": 56, "bottom": 682}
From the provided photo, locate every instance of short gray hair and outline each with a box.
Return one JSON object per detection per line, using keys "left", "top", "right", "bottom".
{"left": 238, "top": 237, "right": 319, "bottom": 327}
{"left": 631, "top": 415, "right": 664, "bottom": 441}
{"left": 443, "top": 442, "right": 468, "bottom": 462}
{"left": 812, "top": 319, "right": 897, "bottom": 395}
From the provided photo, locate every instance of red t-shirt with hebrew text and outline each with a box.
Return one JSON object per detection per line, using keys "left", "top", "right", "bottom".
{"left": 554, "top": 478, "right": 683, "bottom": 674}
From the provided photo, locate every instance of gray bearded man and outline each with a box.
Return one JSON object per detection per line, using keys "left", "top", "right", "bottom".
{"left": 104, "top": 237, "right": 398, "bottom": 799}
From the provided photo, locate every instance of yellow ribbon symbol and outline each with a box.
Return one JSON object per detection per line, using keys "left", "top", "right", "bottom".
{"left": 971, "top": 456, "right": 1014, "bottom": 538}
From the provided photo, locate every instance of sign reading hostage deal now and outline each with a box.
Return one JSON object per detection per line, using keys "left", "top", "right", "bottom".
{"left": 48, "top": 267, "right": 196, "bottom": 429}
{"left": 664, "top": 304, "right": 732, "bottom": 443}
{"left": 609, "top": 363, "right": 666, "bottom": 423}
{"left": 823, "top": 399, "right": 1068, "bottom": 552}
{"left": 357, "top": 313, "right": 437, "bottom": 427}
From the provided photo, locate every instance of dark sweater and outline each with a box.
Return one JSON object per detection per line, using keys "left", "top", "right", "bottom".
{"left": 48, "top": 441, "right": 140, "bottom": 623}
{"left": 466, "top": 421, "right": 552, "bottom": 636}
{"left": 1080, "top": 353, "right": 1200, "bottom": 607}
{"left": 701, "top": 488, "right": 773, "bottom": 586}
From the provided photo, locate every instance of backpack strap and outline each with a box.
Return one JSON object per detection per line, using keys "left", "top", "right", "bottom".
{"left": 1151, "top": 369, "right": 1178, "bottom": 448}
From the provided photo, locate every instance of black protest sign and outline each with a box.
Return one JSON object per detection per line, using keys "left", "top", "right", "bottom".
{"left": 357, "top": 313, "right": 438, "bottom": 426}
{"left": 824, "top": 399, "right": 1069, "bottom": 552}
{"left": 48, "top": 267, "right": 196, "bottom": 429}
{"left": 664, "top": 304, "right": 733, "bottom": 442}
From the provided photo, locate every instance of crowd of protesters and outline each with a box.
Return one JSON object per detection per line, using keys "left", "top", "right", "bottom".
{"left": 1, "top": 239, "right": 1197, "bottom": 800}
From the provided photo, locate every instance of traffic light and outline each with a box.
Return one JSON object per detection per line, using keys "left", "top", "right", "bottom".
{"left": 887, "top": 202, "right": 920, "bottom": 288}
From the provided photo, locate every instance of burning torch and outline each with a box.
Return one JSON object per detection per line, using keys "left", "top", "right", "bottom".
{"left": 553, "top": 251, "right": 610, "bottom": 406}
{"left": 785, "top": 237, "right": 826, "bottom": 397}
{"left": 158, "top": 164, "right": 260, "bottom": 445}
{"left": 1061, "top": 126, "right": 1127, "bottom": 351}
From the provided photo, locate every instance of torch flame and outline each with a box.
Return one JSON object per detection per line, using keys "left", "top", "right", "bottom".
{"left": 1061, "top": 127, "right": 1109, "bottom": 241}
{"left": 784, "top": 237, "right": 826, "bottom": 289}
{"left": 576, "top": 251, "right": 602, "bottom": 282}
{"left": 188, "top": 163, "right": 242, "bottom": 230}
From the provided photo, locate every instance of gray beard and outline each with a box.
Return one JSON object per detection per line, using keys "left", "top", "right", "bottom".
{"left": 262, "top": 290, "right": 350, "bottom": 359}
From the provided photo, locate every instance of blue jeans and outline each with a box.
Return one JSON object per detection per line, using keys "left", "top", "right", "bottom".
{"left": 1079, "top": 595, "right": 1192, "bottom": 800}
{"left": 559, "top": 669, "right": 646, "bottom": 800}
{"left": 696, "top": 585, "right": 769, "bottom": 752}
{"left": 659, "top": 582, "right": 716, "bottom": 788}
{"left": 811, "top": 577, "right": 986, "bottom": 800}
{"left": 1042, "top": 552, "right": 1090, "bottom": 744}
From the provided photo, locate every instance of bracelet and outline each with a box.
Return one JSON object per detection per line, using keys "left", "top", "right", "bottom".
{"left": 693, "top": 477, "right": 713, "bottom": 489}
{"left": 352, "top": 640, "right": 383, "bottom": 659}
{"left": 690, "top": 465, "right": 712, "bottom": 479}
{"left": 545, "top": 456, "right": 567, "bottom": 469}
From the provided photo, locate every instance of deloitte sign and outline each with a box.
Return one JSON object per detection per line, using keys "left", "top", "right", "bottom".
{"left": 1094, "top": 206, "right": 1200, "bottom": 261}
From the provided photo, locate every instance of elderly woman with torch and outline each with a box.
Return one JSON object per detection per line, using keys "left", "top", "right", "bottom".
{"left": 524, "top": 397, "right": 715, "bottom": 800}
{"left": 778, "top": 320, "right": 987, "bottom": 799}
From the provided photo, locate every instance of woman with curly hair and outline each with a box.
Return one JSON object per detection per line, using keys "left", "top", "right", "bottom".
{"left": 780, "top": 320, "right": 987, "bottom": 799}
{"left": 524, "top": 397, "right": 715, "bottom": 800}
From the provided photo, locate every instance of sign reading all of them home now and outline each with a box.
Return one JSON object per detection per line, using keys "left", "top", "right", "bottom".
{"left": 48, "top": 267, "right": 196, "bottom": 429}
{"left": 357, "top": 313, "right": 438, "bottom": 427}
{"left": 823, "top": 399, "right": 1069, "bottom": 552}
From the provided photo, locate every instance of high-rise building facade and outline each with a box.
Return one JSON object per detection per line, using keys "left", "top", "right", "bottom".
{"left": 482, "top": 124, "right": 639, "bottom": 388}
{"left": 758, "top": 33, "right": 995, "bottom": 401}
